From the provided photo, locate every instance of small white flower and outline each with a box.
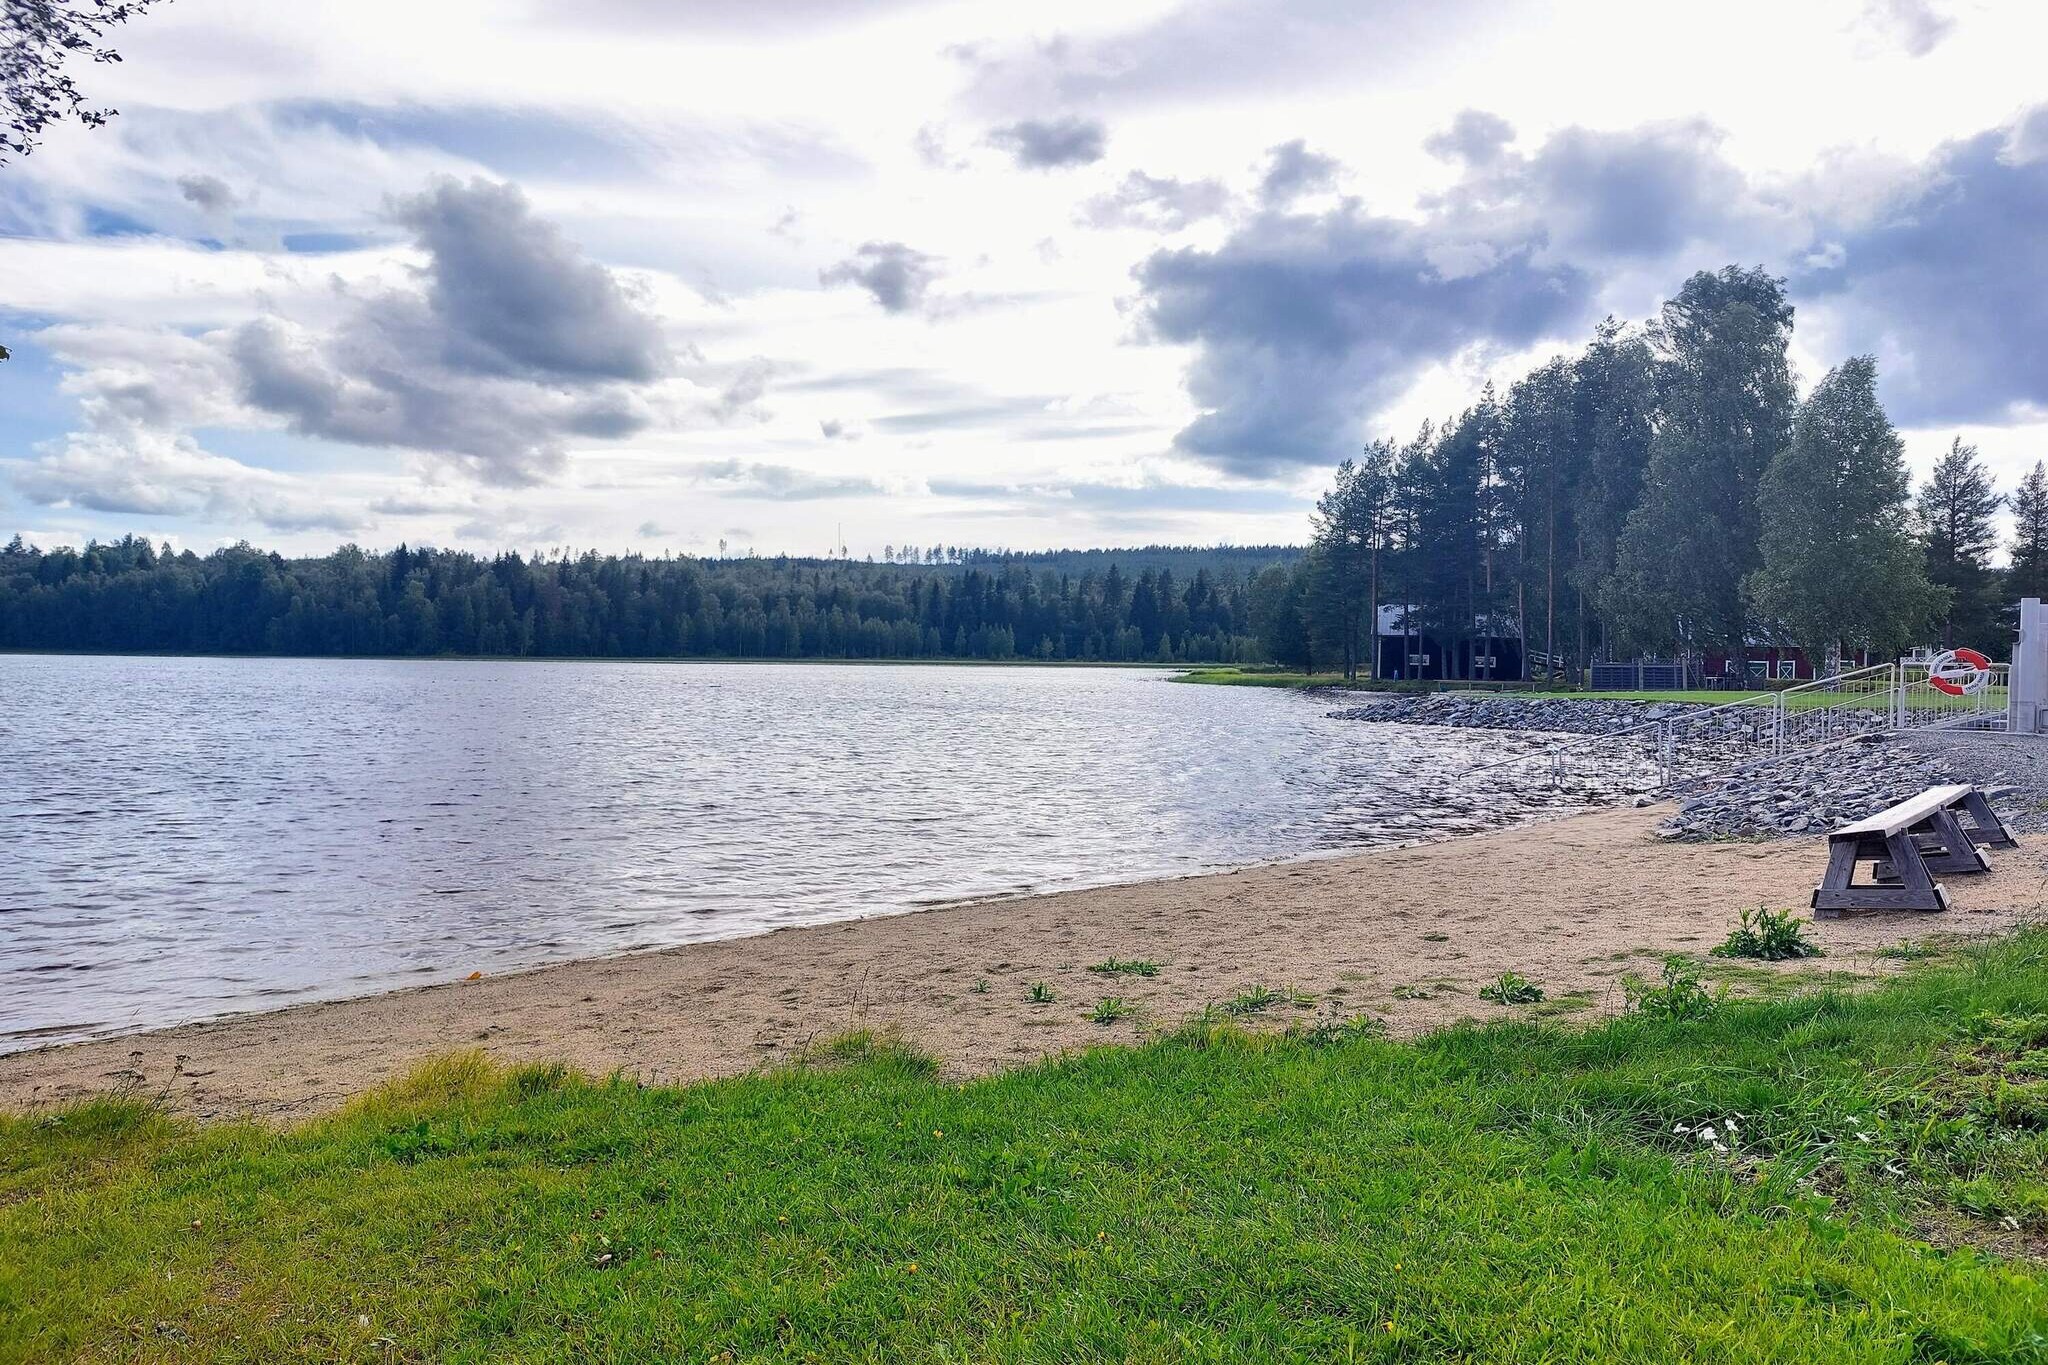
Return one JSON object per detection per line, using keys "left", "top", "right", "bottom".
{"left": 1673, "top": 1123, "right": 1691, "bottom": 1135}
{"left": 1698, "top": 1125, "right": 1718, "bottom": 1142}
{"left": 1855, "top": 1132, "right": 1872, "bottom": 1143}
{"left": 1723, "top": 1119, "right": 1740, "bottom": 1134}
{"left": 1712, "top": 1141, "right": 1729, "bottom": 1154}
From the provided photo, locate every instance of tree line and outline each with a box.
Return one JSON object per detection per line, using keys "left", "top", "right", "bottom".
{"left": 0, "top": 537, "right": 1297, "bottom": 663}
{"left": 1263, "top": 265, "right": 2048, "bottom": 681}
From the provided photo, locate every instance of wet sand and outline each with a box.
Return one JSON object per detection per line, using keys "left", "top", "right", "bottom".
{"left": 4, "top": 803, "right": 2042, "bottom": 1120}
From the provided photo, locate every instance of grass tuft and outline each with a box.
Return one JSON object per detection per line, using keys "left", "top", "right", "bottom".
{"left": 1086, "top": 957, "right": 1161, "bottom": 977}
{"left": 1478, "top": 971, "right": 1545, "bottom": 1005}
{"left": 1089, "top": 997, "right": 1135, "bottom": 1026}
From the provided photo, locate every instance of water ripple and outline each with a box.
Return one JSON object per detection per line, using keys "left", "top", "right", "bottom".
{"left": 1, "top": 657, "right": 1572, "bottom": 1050}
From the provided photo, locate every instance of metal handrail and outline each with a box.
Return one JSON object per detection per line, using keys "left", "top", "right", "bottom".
{"left": 1460, "top": 662, "right": 1899, "bottom": 787}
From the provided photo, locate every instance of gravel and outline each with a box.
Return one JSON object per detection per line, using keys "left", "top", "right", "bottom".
{"left": 1328, "top": 692, "right": 2048, "bottom": 843}
{"left": 1329, "top": 692, "right": 1713, "bottom": 736}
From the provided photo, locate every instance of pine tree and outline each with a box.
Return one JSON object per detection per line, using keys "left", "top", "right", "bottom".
{"left": 2008, "top": 461, "right": 2048, "bottom": 603}
{"left": 1917, "top": 437, "right": 2004, "bottom": 649}
{"left": 1745, "top": 357, "right": 1942, "bottom": 663}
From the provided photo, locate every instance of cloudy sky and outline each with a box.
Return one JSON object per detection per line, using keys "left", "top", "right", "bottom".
{"left": 4, "top": 0, "right": 2046, "bottom": 559}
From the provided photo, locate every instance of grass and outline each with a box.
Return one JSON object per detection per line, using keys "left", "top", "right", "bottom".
{"left": 1085, "top": 957, "right": 1161, "bottom": 978}
{"left": 7, "top": 935, "right": 2048, "bottom": 1362}
{"left": 1169, "top": 666, "right": 1351, "bottom": 688}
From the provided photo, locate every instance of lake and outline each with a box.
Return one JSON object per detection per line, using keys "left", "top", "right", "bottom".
{"left": 1, "top": 656, "right": 1572, "bottom": 1051}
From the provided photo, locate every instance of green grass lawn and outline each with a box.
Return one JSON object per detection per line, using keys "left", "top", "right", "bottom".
{"left": 7, "top": 936, "right": 2048, "bottom": 1363}
{"left": 1170, "top": 666, "right": 1353, "bottom": 687}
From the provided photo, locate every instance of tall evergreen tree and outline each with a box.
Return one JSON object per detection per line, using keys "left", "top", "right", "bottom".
{"left": 1606, "top": 266, "right": 1797, "bottom": 664}
{"left": 2007, "top": 461, "right": 2048, "bottom": 605}
{"left": 1500, "top": 357, "right": 1578, "bottom": 679}
{"left": 1567, "top": 319, "right": 1657, "bottom": 664}
{"left": 1745, "top": 357, "right": 1942, "bottom": 664}
{"left": 1916, "top": 437, "right": 2004, "bottom": 649}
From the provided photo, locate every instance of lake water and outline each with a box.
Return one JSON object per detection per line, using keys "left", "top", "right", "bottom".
{"left": 1, "top": 656, "right": 1571, "bottom": 1051}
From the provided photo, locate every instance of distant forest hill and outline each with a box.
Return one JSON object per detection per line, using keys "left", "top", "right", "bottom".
{"left": 0, "top": 537, "right": 1303, "bottom": 663}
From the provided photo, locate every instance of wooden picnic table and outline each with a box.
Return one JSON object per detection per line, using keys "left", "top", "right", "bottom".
{"left": 1812, "top": 783, "right": 2016, "bottom": 918}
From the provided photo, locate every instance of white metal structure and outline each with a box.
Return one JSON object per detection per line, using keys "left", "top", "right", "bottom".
{"left": 1462, "top": 656, "right": 2014, "bottom": 800}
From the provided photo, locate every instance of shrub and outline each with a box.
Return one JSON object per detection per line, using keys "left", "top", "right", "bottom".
{"left": 1712, "top": 906, "right": 1823, "bottom": 962}
{"left": 1622, "top": 957, "right": 1719, "bottom": 1021}
{"left": 1479, "top": 971, "right": 1545, "bottom": 1005}
{"left": 1087, "top": 958, "right": 1161, "bottom": 977}
{"left": 1026, "top": 982, "right": 1056, "bottom": 1005}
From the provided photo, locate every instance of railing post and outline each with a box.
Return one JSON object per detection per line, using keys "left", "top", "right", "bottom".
{"left": 1892, "top": 662, "right": 1905, "bottom": 730}
{"left": 1658, "top": 720, "right": 1673, "bottom": 787}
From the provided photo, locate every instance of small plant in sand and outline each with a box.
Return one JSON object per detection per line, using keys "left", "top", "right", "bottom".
{"left": 1221, "top": 984, "right": 1312, "bottom": 1016}
{"left": 1087, "top": 958, "right": 1161, "bottom": 977}
{"left": 1291, "top": 1011, "right": 1384, "bottom": 1047}
{"left": 1622, "top": 956, "right": 1718, "bottom": 1021}
{"left": 1712, "top": 906, "right": 1822, "bottom": 962}
{"left": 969, "top": 978, "right": 989, "bottom": 994}
{"left": 1026, "top": 981, "right": 1056, "bottom": 1005}
{"left": 1479, "top": 971, "right": 1545, "bottom": 1006}
{"left": 1090, "top": 997, "right": 1134, "bottom": 1025}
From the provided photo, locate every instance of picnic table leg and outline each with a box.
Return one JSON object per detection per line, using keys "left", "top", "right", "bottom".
{"left": 1812, "top": 838, "right": 1860, "bottom": 919}
{"left": 1881, "top": 829, "right": 1951, "bottom": 913}
{"left": 1920, "top": 808, "right": 1993, "bottom": 875}
{"left": 1960, "top": 789, "right": 2019, "bottom": 850}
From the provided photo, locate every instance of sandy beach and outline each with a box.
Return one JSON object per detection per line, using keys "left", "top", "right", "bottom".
{"left": 5, "top": 802, "right": 2042, "bottom": 1120}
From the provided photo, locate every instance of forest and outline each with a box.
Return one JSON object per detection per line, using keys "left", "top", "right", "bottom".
{"left": 1271, "top": 265, "right": 2048, "bottom": 682}
{"left": 0, "top": 538, "right": 1294, "bottom": 663}
{"left": 8, "top": 267, "right": 2045, "bottom": 676}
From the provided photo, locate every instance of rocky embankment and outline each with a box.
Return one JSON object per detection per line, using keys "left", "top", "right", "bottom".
{"left": 1330, "top": 691, "right": 2043, "bottom": 842}
{"left": 1657, "top": 734, "right": 1958, "bottom": 839}
{"left": 1329, "top": 692, "right": 1711, "bottom": 736}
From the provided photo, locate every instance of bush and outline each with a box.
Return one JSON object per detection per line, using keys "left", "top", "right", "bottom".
{"left": 1623, "top": 956, "right": 1719, "bottom": 1021}
{"left": 1712, "top": 906, "right": 1823, "bottom": 962}
{"left": 1479, "top": 971, "right": 1545, "bottom": 1005}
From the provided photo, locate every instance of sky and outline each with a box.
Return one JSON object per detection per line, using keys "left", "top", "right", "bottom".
{"left": 3, "top": 0, "right": 2047, "bottom": 561}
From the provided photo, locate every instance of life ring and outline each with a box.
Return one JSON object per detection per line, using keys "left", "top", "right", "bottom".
{"left": 1928, "top": 647, "right": 1992, "bottom": 696}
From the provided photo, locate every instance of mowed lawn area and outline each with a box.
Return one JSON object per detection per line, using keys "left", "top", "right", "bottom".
{"left": 6, "top": 936, "right": 2048, "bottom": 1363}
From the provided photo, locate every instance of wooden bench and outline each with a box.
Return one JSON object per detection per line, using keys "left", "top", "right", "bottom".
{"left": 1812, "top": 783, "right": 2012, "bottom": 918}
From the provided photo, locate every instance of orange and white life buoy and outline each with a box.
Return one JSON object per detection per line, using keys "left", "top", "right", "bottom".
{"left": 1928, "top": 647, "right": 1992, "bottom": 696}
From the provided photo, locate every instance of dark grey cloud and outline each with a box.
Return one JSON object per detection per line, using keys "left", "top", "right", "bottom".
{"left": 176, "top": 173, "right": 238, "bottom": 214}
{"left": 1258, "top": 140, "right": 1338, "bottom": 205}
{"left": 1796, "top": 112, "right": 2048, "bottom": 426}
{"left": 387, "top": 178, "right": 666, "bottom": 382}
{"left": 819, "top": 241, "right": 941, "bottom": 313}
{"left": 228, "top": 177, "right": 669, "bottom": 485}
{"left": 1510, "top": 121, "right": 1751, "bottom": 259}
{"left": 988, "top": 116, "right": 1108, "bottom": 169}
{"left": 1135, "top": 203, "right": 1589, "bottom": 475}
{"left": 1861, "top": 0, "right": 1954, "bottom": 57}
{"left": 1423, "top": 110, "right": 1514, "bottom": 167}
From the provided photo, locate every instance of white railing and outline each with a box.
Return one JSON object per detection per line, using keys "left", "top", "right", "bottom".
{"left": 1459, "top": 659, "right": 2000, "bottom": 799}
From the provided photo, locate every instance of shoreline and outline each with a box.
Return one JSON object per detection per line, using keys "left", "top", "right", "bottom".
{"left": 6, "top": 801, "right": 2040, "bottom": 1121}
